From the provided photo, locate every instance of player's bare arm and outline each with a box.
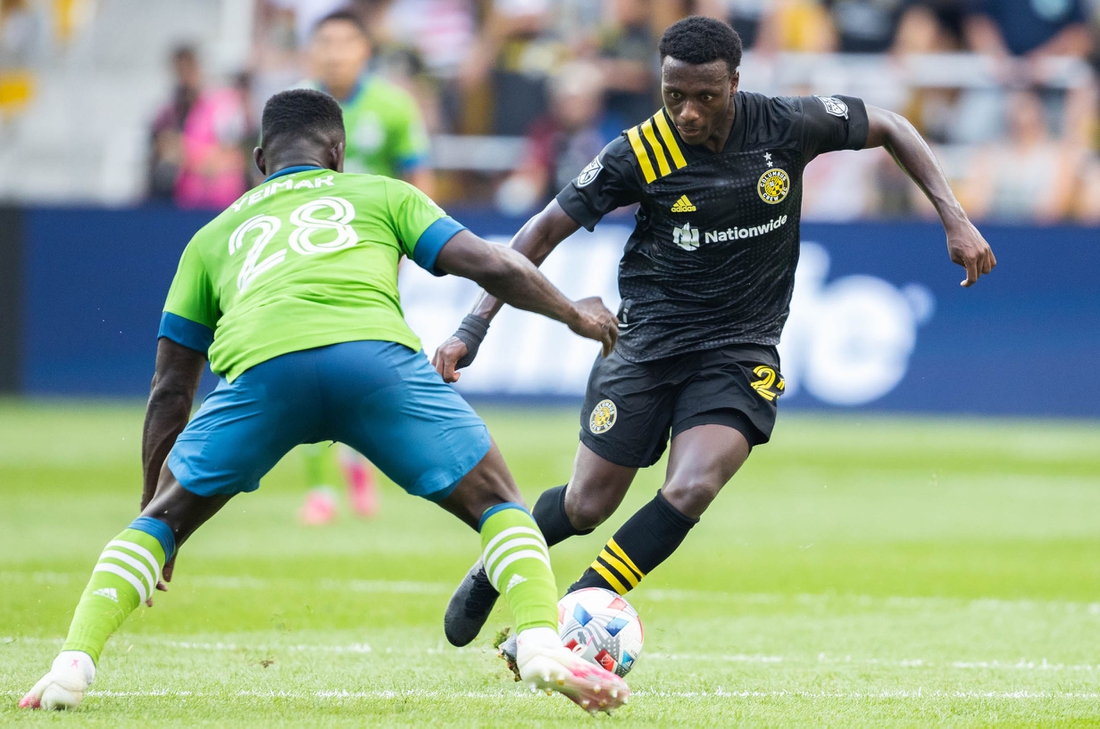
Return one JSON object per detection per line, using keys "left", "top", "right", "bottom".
{"left": 433, "top": 227, "right": 614, "bottom": 381}
{"left": 432, "top": 208, "right": 583, "bottom": 381}
{"left": 138, "top": 338, "right": 206, "bottom": 601}
{"left": 141, "top": 339, "right": 206, "bottom": 513}
{"left": 863, "top": 105, "right": 997, "bottom": 287}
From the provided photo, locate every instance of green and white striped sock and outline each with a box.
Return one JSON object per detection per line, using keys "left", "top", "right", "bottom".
{"left": 61, "top": 518, "right": 174, "bottom": 664}
{"left": 479, "top": 504, "right": 557, "bottom": 633}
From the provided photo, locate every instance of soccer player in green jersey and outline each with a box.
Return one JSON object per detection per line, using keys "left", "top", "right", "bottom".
{"left": 20, "top": 89, "right": 628, "bottom": 715}
{"left": 299, "top": 9, "right": 435, "bottom": 521}
{"left": 306, "top": 10, "right": 432, "bottom": 191}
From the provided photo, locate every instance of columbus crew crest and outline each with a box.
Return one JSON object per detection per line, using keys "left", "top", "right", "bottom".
{"left": 589, "top": 399, "right": 617, "bottom": 434}
{"left": 757, "top": 168, "right": 790, "bottom": 204}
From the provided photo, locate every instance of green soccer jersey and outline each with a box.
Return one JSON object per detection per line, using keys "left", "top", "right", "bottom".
{"left": 304, "top": 75, "right": 430, "bottom": 177}
{"left": 159, "top": 166, "right": 464, "bottom": 381}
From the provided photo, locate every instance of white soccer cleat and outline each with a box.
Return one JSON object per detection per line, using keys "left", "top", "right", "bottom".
{"left": 19, "top": 651, "right": 95, "bottom": 711}
{"left": 515, "top": 627, "right": 629, "bottom": 715}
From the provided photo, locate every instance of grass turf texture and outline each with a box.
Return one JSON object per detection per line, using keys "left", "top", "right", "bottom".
{"left": 1, "top": 400, "right": 1098, "bottom": 726}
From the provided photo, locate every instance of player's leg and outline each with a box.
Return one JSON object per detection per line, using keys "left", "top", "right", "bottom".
{"left": 299, "top": 444, "right": 339, "bottom": 525}
{"left": 22, "top": 356, "right": 320, "bottom": 711}
{"left": 339, "top": 446, "right": 378, "bottom": 518}
{"left": 567, "top": 345, "right": 783, "bottom": 595}
{"left": 325, "top": 341, "right": 627, "bottom": 712}
{"left": 298, "top": 444, "right": 378, "bottom": 524}
{"left": 444, "top": 347, "right": 671, "bottom": 646}
{"left": 567, "top": 423, "right": 750, "bottom": 594}
{"left": 19, "top": 470, "right": 232, "bottom": 711}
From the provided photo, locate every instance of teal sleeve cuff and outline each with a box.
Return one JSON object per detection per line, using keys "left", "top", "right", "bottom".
{"left": 158, "top": 312, "right": 214, "bottom": 355}
{"left": 413, "top": 217, "right": 466, "bottom": 276}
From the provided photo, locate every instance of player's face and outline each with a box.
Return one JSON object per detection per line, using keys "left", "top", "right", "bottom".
{"left": 310, "top": 20, "right": 370, "bottom": 92}
{"left": 661, "top": 58, "right": 738, "bottom": 147}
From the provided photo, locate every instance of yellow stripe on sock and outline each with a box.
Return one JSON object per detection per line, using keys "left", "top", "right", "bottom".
{"left": 626, "top": 126, "right": 657, "bottom": 183}
{"left": 640, "top": 118, "right": 671, "bottom": 177}
{"left": 606, "top": 538, "right": 645, "bottom": 580}
{"left": 590, "top": 560, "right": 628, "bottom": 595}
{"left": 654, "top": 111, "right": 687, "bottom": 169}
{"left": 599, "top": 549, "right": 640, "bottom": 589}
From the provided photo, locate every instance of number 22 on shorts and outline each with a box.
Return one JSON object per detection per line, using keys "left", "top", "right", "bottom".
{"left": 750, "top": 365, "right": 785, "bottom": 402}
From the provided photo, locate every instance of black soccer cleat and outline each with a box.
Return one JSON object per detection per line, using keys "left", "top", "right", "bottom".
{"left": 444, "top": 559, "right": 500, "bottom": 647}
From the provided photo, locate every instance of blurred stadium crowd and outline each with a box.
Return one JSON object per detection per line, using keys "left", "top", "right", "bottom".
{"left": 2, "top": 0, "right": 1100, "bottom": 222}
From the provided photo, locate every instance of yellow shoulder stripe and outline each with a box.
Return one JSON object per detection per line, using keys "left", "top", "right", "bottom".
{"left": 653, "top": 112, "right": 687, "bottom": 169}
{"left": 640, "top": 119, "right": 671, "bottom": 177}
{"left": 627, "top": 111, "right": 688, "bottom": 184}
{"left": 626, "top": 126, "right": 656, "bottom": 183}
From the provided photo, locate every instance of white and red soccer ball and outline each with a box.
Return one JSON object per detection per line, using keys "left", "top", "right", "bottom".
{"left": 557, "top": 588, "right": 644, "bottom": 677}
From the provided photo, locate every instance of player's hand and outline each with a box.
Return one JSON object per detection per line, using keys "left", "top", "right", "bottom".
{"left": 947, "top": 219, "right": 996, "bottom": 287}
{"left": 146, "top": 555, "right": 175, "bottom": 607}
{"left": 432, "top": 336, "right": 469, "bottom": 383}
{"left": 569, "top": 297, "right": 619, "bottom": 357}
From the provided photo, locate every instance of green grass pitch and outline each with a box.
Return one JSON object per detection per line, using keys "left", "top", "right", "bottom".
{"left": 1, "top": 400, "right": 1098, "bottom": 726}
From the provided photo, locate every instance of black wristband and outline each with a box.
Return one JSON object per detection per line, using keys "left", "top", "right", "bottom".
{"left": 453, "top": 314, "right": 490, "bottom": 369}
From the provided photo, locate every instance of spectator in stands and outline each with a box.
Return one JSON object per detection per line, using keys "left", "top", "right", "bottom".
{"left": 495, "top": 61, "right": 613, "bottom": 215}
{"left": 965, "top": 89, "right": 1084, "bottom": 221}
{"left": 459, "top": 0, "right": 566, "bottom": 135}
{"left": 769, "top": 0, "right": 838, "bottom": 52}
{"left": 149, "top": 46, "right": 249, "bottom": 208}
{"left": 382, "top": 0, "right": 476, "bottom": 133}
{"left": 820, "top": 0, "right": 912, "bottom": 53}
{"left": 595, "top": 0, "right": 659, "bottom": 130}
{"left": 698, "top": 0, "right": 777, "bottom": 51}
{"left": 964, "top": 0, "right": 1093, "bottom": 59}
{"left": 303, "top": 9, "right": 433, "bottom": 192}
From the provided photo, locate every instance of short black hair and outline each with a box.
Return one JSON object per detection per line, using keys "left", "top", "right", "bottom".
{"left": 659, "top": 16, "right": 742, "bottom": 74}
{"left": 312, "top": 8, "right": 368, "bottom": 37}
{"left": 172, "top": 44, "right": 197, "bottom": 64}
{"left": 261, "top": 89, "right": 345, "bottom": 148}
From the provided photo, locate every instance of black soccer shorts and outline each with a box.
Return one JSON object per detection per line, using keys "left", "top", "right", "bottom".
{"left": 579, "top": 343, "right": 785, "bottom": 468}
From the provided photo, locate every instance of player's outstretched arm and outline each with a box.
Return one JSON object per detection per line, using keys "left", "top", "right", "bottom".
{"left": 434, "top": 227, "right": 615, "bottom": 382}
{"left": 432, "top": 202, "right": 582, "bottom": 381}
{"left": 141, "top": 339, "right": 206, "bottom": 511}
{"left": 864, "top": 105, "right": 997, "bottom": 287}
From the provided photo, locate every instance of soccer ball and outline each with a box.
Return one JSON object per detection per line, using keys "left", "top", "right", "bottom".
{"left": 557, "top": 588, "right": 644, "bottom": 677}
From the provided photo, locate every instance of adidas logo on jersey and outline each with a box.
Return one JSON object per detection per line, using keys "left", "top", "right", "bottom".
{"left": 670, "top": 195, "right": 697, "bottom": 213}
{"left": 93, "top": 587, "right": 118, "bottom": 602}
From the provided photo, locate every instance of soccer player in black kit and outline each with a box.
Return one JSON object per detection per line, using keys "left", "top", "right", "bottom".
{"left": 434, "top": 16, "right": 997, "bottom": 655}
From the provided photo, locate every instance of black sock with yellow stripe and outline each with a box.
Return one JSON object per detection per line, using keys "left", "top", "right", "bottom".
{"left": 568, "top": 490, "right": 698, "bottom": 595}
{"left": 531, "top": 485, "right": 593, "bottom": 547}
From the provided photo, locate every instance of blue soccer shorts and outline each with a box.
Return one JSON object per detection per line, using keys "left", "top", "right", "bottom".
{"left": 167, "top": 340, "right": 491, "bottom": 502}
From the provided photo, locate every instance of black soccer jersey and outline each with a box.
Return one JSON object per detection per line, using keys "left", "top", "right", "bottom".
{"left": 556, "top": 91, "right": 869, "bottom": 362}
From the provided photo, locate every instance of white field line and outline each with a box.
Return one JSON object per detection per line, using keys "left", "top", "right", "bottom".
{"left": 0, "top": 570, "right": 448, "bottom": 595}
{"left": 2, "top": 688, "right": 1099, "bottom": 701}
{"left": 3, "top": 570, "right": 1099, "bottom": 614}
{"left": 5, "top": 636, "right": 1099, "bottom": 673}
